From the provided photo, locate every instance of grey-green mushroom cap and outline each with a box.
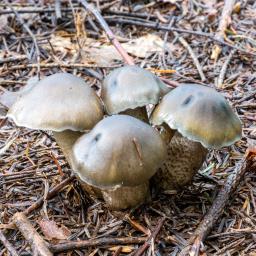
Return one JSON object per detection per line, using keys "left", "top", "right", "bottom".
{"left": 7, "top": 73, "right": 104, "bottom": 132}
{"left": 151, "top": 84, "right": 242, "bottom": 149}
{"left": 102, "top": 65, "right": 170, "bottom": 114}
{"left": 71, "top": 115, "right": 167, "bottom": 189}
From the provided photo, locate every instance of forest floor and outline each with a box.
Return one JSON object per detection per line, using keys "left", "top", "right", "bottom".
{"left": 0, "top": 0, "right": 255, "bottom": 255}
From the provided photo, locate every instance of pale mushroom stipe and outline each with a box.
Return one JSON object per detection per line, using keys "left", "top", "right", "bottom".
{"left": 151, "top": 84, "right": 242, "bottom": 190}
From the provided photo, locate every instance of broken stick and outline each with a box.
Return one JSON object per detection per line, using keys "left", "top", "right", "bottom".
{"left": 133, "top": 217, "right": 166, "bottom": 256}
{"left": 79, "top": 0, "right": 179, "bottom": 88}
{"left": 79, "top": 0, "right": 134, "bottom": 65}
{"left": 24, "top": 175, "right": 75, "bottom": 215}
{"left": 212, "top": 0, "right": 236, "bottom": 60}
{"left": 0, "top": 230, "right": 19, "bottom": 256}
{"left": 215, "top": 0, "right": 236, "bottom": 41}
{"left": 178, "top": 149, "right": 256, "bottom": 256}
{"left": 49, "top": 236, "right": 147, "bottom": 253}
{"left": 13, "top": 212, "right": 53, "bottom": 256}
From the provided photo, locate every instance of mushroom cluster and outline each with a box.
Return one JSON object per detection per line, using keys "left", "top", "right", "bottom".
{"left": 2, "top": 66, "right": 242, "bottom": 210}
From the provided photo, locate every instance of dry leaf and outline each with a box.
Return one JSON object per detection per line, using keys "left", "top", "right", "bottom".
{"left": 47, "top": 33, "right": 169, "bottom": 66}
{"left": 83, "top": 34, "right": 168, "bottom": 65}
{"left": 47, "top": 34, "right": 76, "bottom": 54}
{"left": 38, "top": 219, "right": 70, "bottom": 240}
{"left": 123, "top": 34, "right": 167, "bottom": 58}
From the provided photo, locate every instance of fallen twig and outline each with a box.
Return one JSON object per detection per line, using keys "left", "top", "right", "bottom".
{"left": 104, "top": 17, "right": 255, "bottom": 56}
{"left": 13, "top": 212, "right": 53, "bottom": 256}
{"left": 178, "top": 149, "right": 256, "bottom": 256}
{"left": 24, "top": 175, "right": 75, "bottom": 215}
{"left": 174, "top": 32, "right": 206, "bottom": 82}
{"left": 133, "top": 217, "right": 166, "bottom": 256}
{"left": 79, "top": 0, "right": 134, "bottom": 65}
{"left": 79, "top": 0, "right": 179, "bottom": 88}
{"left": 215, "top": 0, "right": 236, "bottom": 41}
{"left": 54, "top": 0, "right": 62, "bottom": 19}
{"left": 212, "top": 0, "right": 236, "bottom": 60}
{"left": 0, "top": 230, "right": 19, "bottom": 256}
{"left": 0, "top": 7, "right": 77, "bottom": 15}
{"left": 5, "top": 1, "right": 41, "bottom": 78}
{"left": 0, "top": 63, "right": 116, "bottom": 71}
{"left": 216, "top": 49, "right": 237, "bottom": 88}
{"left": 49, "top": 236, "right": 147, "bottom": 253}
{"left": 0, "top": 55, "right": 28, "bottom": 64}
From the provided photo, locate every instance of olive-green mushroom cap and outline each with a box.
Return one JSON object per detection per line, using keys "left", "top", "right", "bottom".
{"left": 7, "top": 73, "right": 104, "bottom": 132}
{"left": 71, "top": 115, "right": 167, "bottom": 189}
{"left": 102, "top": 66, "right": 170, "bottom": 114}
{"left": 0, "top": 76, "right": 39, "bottom": 108}
{"left": 151, "top": 84, "right": 242, "bottom": 149}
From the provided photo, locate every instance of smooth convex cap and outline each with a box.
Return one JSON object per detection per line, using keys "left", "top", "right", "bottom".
{"left": 101, "top": 65, "right": 170, "bottom": 114}
{"left": 0, "top": 76, "right": 38, "bottom": 108}
{"left": 7, "top": 73, "right": 104, "bottom": 132}
{"left": 151, "top": 84, "right": 242, "bottom": 149}
{"left": 71, "top": 115, "right": 167, "bottom": 189}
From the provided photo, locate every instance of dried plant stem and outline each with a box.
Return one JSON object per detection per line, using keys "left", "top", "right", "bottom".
{"left": 13, "top": 212, "right": 53, "bottom": 256}
{"left": 79, "top": 0, "right": 134, "bottom": 65}
{"left": 216, "top": 49, "right": 236, "bottom": 88}
{"left": 0, "top": 55, "right": 27, "bottom": 64}
{"left": 174, "top": 32, "right": 206, "bottom": 82}
{"left": 49, "top": 237, "right": 147, "bottom": 253}
{"left": 104, "top": 17, "right": 255, "bottom": 56}
{"left": 0, "top": 230, "right": 19, "bottom": 256}
{"left": 0, "top": 63, "right": 115, "bottom": 71}
{"left": 178, "top": 150, "right": 256, "bottom": 256}
{"left": 5, "top": 1, "right": 41, "bottom": 78}
{"left": 54, "top": 0, "right": 62, "bottom": 19}
{"left": 215, "top": 0, "right": 236, "bottom": 41}
{"left": 133, "top": 217, "right": 166, "bottom": 256}
{"left": 24, "top": 175, "right": 75, "bottom": 215}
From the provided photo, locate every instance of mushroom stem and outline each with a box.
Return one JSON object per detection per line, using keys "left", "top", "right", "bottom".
{"left": 102, "top": 182, "right": 150, "bottom": 210}
{"left": 159, "top": 123, "right": 176, "bottom": 144}
{"left": 153, "top": 132, "right": 208, "bottom": 190}
{"left": 52, "top": 130, "right": 83, "bottom": 163}
{"left": 53, "top": 130, "right": 103, "bottom": 198}
{"left": 121, "top": 106, "right": 149, "bottom": 123}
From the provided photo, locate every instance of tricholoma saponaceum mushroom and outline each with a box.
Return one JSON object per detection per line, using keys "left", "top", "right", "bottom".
{"left": 7, "top": 73, "right": 103, "bottom": 157}
{"left": 70, "top": 115, "right": 167, "bottom": 210}
{"left": 6, "top": 73, "right": 104, "bottom": 196}
{"left": 0, "top": 76, "right": 39, "bottom": 109}
{"left": 101, "top": 65, "right": 170, "bottom": 122}
{"left": 151, "top": 84, "right": 242, "bottom": 190}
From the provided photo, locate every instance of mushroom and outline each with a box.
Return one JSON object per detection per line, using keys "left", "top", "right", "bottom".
{"left": 7, "top": 73, "right": 103, "bottom": 156}
{"left": 151, "top": 84, "right": 242, "bottom": 190}
{"left": 101, "top": 65, "right": 170, "bottom": 122}
{"left": 0, "top": 76, "right": 39, "bottom": 108}
{"left": 6, "top": 73, "right": 104, "bottom": 196}
{"left": 70, "top": 115, "right": 167, "bottom": 209}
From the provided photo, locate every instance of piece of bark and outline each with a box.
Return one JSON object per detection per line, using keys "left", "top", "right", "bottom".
{"left": 49, "top": 237, "right": 147, "bottom": 253}
{"left": 13, "top": 212, "right": 53, "bottom": 256}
